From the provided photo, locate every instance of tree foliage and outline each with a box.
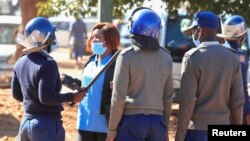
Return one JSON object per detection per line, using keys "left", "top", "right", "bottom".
{"left": 165, "top": 0, "right": 250, "bottom": 24}
{"left": 37, "top": 0, "right": 98, "bottom": 18}
{"left": 37, "top": 0, "right": 250, "bottom": 24}
{"left": 37, "top": 0, "right": 145, "bottom": 19}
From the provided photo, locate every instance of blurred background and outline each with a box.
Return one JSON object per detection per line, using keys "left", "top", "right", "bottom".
{"left": 0, "top": 0, "right": 250, "bottom": 140}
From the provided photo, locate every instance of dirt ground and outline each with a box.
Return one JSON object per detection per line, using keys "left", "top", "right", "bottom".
{"left": 0, "top": 48, "right": 178, "bottom": 141}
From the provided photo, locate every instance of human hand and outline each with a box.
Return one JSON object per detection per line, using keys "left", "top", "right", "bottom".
{"left": 60, "top": 74, "right": 65, "bottom": 82}
{"left": 72, "top": 91, "right": 86, "bottom": 102}
{"left": 106, "top": 137, "right": 115, "bottom": 141}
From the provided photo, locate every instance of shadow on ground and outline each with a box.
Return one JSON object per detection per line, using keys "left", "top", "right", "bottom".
{"left": 0, "top": 114, "right": 20, "bottom": 138}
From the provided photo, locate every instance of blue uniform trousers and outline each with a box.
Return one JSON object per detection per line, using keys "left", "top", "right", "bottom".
{"left": 116, "top": 114, "right": 166, "bottom": 141}
{"left": 18, "top": 114, "right": 65, "bottom": 141}
{"left": 184, "top": 129, "right": 207, "bottom": 141}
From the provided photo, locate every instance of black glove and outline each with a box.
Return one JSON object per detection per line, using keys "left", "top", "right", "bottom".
{"left": 61, "top": 74, "right": 81, "bottom": 90}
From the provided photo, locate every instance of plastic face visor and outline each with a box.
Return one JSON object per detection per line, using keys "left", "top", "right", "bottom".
{"left": 222, "top": 22, "right": 247, "bottom": 38}
{"left": 16, "top": 30, "right": 50, "bottom": 48}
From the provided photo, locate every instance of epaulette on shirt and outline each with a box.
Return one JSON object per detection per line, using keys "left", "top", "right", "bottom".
{"left": 120, "top": 46, "right": 134, "bottom": 55}
{"left": 184, "top": 47, "right": 200, "bottom": 57}
{"left": 121, "top": 46, "right": 171, "bottom": 55}
{"left": 185, "top": 46, "right": 238, "bottom": 57}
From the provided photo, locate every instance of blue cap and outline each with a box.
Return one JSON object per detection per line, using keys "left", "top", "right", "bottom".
{"left": 186, "top": 11, "right": 219, "bottom": 30}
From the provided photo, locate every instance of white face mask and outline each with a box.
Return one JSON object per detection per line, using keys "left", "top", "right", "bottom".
{"left": 192, "top": 27, "right": 201, "bottom": 47}
{"left": 192, "top": 34, "right": 200, "bottom": 47}
{"left": 50, "top": 39, "right": 59, "bottom": 53}
{"left": 222, "top": 40, "right": 231, "bottom": 48}
{"left": 91, "top": 42, "right": 107, "bottom": 55}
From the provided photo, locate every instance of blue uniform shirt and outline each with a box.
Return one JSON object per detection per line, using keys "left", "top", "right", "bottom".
{"left": 77, "top": 54, "right": 112, "bottom": 133}
{"left": 229, "top": 41, "right": 250, "bottom": 115}
{"left": 11, "top": 51, "right": 74, "bottom": 116}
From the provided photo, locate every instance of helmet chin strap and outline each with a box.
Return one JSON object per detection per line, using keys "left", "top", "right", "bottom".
{"left": 22, "top": 43, "right": 50, "bottom": 54}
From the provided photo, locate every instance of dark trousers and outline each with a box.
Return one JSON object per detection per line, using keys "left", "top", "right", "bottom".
{"left": 78, "top": 130, "right": 107, "bottom": 141}
{"left": 18, "top": 114, "right": 64, "bottom": 141}
{"left": 116, "top": 114, "right": 166, "bottom": 141}
{"left": 184, "top": 129, "right": 207, "bottom": 141}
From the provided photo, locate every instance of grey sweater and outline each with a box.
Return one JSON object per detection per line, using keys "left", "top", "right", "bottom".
{"left": 108, "top": 46, "right": 174, "bottom": 137}
{"left": 175, "top": 42, "right": 245, "bottom": 141}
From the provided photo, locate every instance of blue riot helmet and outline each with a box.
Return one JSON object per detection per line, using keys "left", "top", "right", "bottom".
{"left": 25, "top": 17, "right": 56, "bottom": 41}
{"left": 217, "top": 15, "right": 247, "bottom": 40}
{"left": 17, "top": 17, "right": 58, "bottom": 53}
{"left": 128, "top": 7, "right": 161, "bottom": 39}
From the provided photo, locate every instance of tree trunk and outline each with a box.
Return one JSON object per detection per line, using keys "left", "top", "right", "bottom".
{"left": 15, "top": 0, "right": 47, "bottom": 60}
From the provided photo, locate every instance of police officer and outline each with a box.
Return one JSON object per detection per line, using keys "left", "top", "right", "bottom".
{"left": 217, "top": 15, "right": 250, "bottom": 125}
{"left": 175, "top": 11, "right": 244, "bottom": 141}
{"left": 106, "top": 7, "right": 174, "bottom": 141}
{"left": 11, "top": 17, "right": 85, "bottom": 141}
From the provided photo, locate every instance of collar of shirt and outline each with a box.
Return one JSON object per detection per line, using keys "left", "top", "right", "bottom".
{"left": 200, "top": 41, "right": 220, "bottom": 46}
{"left": 94, "top": 54, "right": 112, "bottom": 66}
{"left": 228, "top": 41, "right": 241, "bottom": 50}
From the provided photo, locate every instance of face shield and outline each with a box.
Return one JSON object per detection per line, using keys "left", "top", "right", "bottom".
{"left": 16, "top": 30, "right": 50, "bottom": 49}
{"left": 221, "top": 22, "right": 247, "bottom": 39}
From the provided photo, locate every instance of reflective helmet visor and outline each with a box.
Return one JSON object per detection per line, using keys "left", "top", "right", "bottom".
{"left": 16, "top": 30, "right": 50, "bottom": 48}
{"left": 222, "top": 21, "right": 247, "bottom": 38}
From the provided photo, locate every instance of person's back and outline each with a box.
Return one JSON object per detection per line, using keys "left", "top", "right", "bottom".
{"left": 217, "top": 15, "right": 250, "bottom": 125}
{"left": 13, "top": 52, "right": 66, "bottom": 114}
{"left": 118, "top": 46, "right": 173, "bottom": 114}
{"left": 175, "top": 11, "right": 244, "bottom": 141}
{"left": 11, "top": 17, "right": 85, "bottom": 141}
{"left": 70, "top": 18, "right": 87, "bottom": 68}
{"left": 181, "top": 44, "right": 242, "bottom": 128}
{"left": 72, "top": 19, "right": 87, "bottom": 42}
{"left": 107, "top": 7, "right": 173, "bottom": 141}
